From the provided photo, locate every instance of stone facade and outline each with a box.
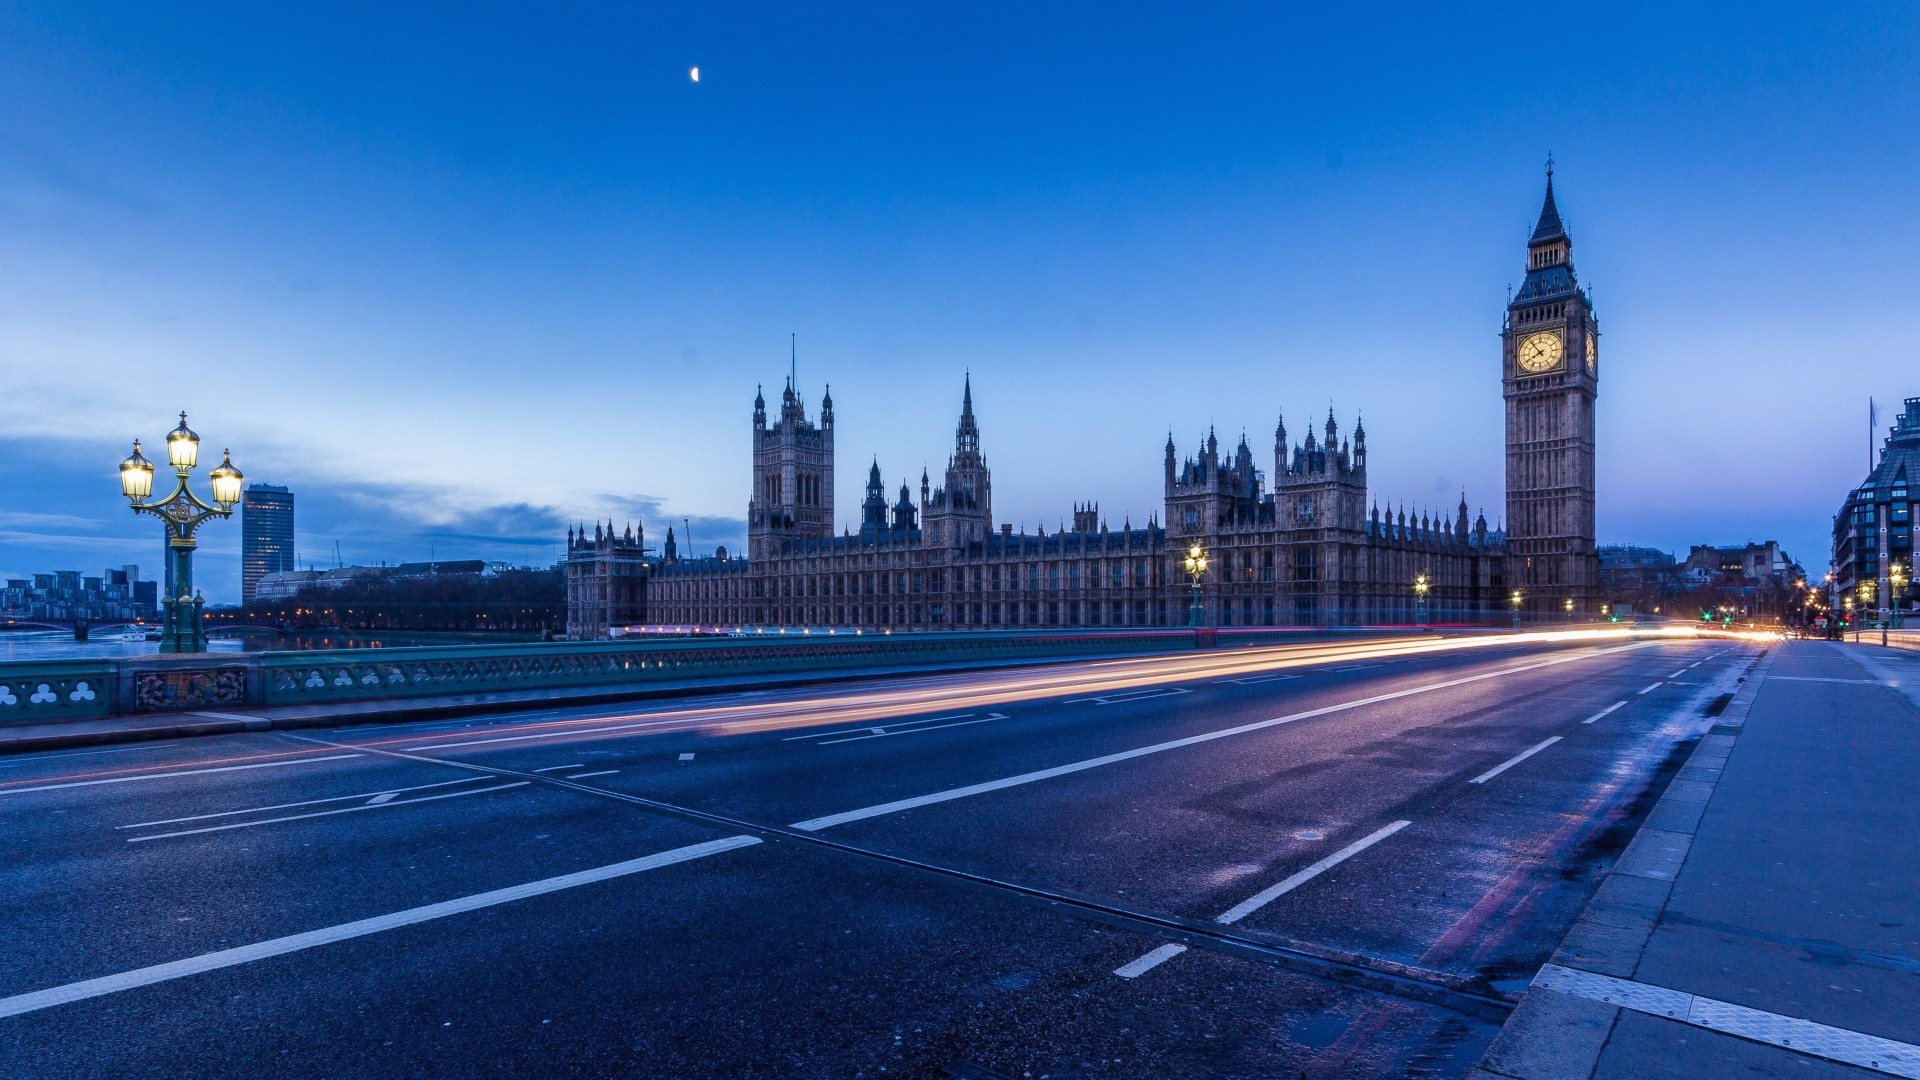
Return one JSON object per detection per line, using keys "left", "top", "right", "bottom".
{"left": 1502, "top": 168, "right": 1601, "bottom": 612}
{"left": 568, "top": 178, "right": 1616, "bottom": 636}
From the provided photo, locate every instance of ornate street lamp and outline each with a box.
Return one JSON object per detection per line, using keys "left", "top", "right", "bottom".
{"left": 1413, "top": 572, "right": 1430, "bottom": 628}
{"left": 1892, "top": 562, "right": 1909, "bottom": 629}
{"left": 120, "top": 413, "right": 242, "bottom": 653}
{"left": 1183, "top": 542, "right": 1208, "bottom": 628}
{"left": 1510, "top": 589, "right": 1524, "bottom": 630}
{"left": 1563, "top": 597, "right": 1575, "bottom": 624}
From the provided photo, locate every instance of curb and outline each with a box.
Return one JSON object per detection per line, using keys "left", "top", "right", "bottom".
{"left": 1472, "top": 646, "right": 1775, "bottom": 1080}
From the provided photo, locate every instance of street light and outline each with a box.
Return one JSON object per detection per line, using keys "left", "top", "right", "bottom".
{"left": 1183, "top": 542, "right": 1208, "bottom": 628}
{"left": 1892, "top": 562, "right": 1909, "bottom": 629}
{"left": 1510, "top": 589, "right": 1524, "bottom": 630}
{"left": 1413, "top": 572, "right": 1430, "bottom": 628}
{"left": 120, "top": 412, "right": 242, "bottom": 653}
{"left": 1563, "top": 597, "right": 1575, "bottom": 625}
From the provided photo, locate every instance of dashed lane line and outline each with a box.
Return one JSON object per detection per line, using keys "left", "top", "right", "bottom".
{"left": 1469, "top": 737, "right": 1563, "bottom": 785}
{"left": 1215, "top": 821, "right": 1412, "bottom": 926}
{"left": 1638, "top": 682, "right": 1663, "bottom": 695}
{"left": 1582, "top": 701, "right": 1626, "bottom": 725}
{"left": 0, "top": 835, "right": 763, "bottom": 1019}
{"left": 1114, "top": 944, "right": 1187, "bottom": 979}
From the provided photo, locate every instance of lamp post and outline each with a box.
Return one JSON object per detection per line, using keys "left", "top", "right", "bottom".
{"left": 1413, "top": 572, "right": 1429, "bottom": 628}
{"left": 119, "top": 413, "right": 243, "bottom": 653}
{"left": 1564, "top": 597, "right": 1575, "bottom": 625}
{"left": 1183, "top": 542, "right": 1208, "bottom": 628}
{"left": 1510, "top": 589, "right": 1524, "bottom": 630}
{"left": 1892, "top": 562, "right": 1908, "bottom": 630}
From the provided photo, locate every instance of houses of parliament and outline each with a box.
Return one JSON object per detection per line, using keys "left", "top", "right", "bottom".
{"left": 565, "top": 176, "right": 1601, "bottom": 637}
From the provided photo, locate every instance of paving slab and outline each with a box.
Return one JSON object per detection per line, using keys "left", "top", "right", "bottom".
{"left": 1480, "top": 641, "right": 1920, "bottom": 1079}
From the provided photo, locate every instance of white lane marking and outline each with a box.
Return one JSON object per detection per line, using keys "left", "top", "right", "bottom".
{"left": 1, "top": 835, "right": 762, "bottom": 1019}
{"left": 817, "top": 717, "right": 1000, "bottom": 745}
{"left": 1216, "top": 820, "right": 1412, "bottom": 925}
{"left": 1687, "top": 662, "right": 1703, "bottom": 669}
{"left": 0, "top": 754, "right": 361, "bottom": 796}
{"left": 1113, "top": 943, "right": 1187, "bottom": 979}
{"left": 1768, "top": 676, "right": 1878, "bottom": 685}
{"left": 563, "top": 770, "right": 619, "bottom": 780}
{"left": 791, "top": 642, "right": 1658, "bottom": 832}
{"left": 678, "top": 753, "right": 695, "bottom": 761}
{"left": 364, "top": 792, "right": 397, "bottom": 805}
{"left": 1669, "top": 670, "right": 1687, "bottom": 678}
{"left": 1327, "top": 663, "right": 1381, "bottom": 672}
{"left": 406, "top": 715, "right": 697, "bottom": 752}
{"left": 1582, "top": 701, "right": 1627, "bottom": 725}
{"left": 1535, "top": 963, "right": 1920, "bottom": 1077}
{"left": 533, "top": 764, "right": 588, "bottom": 772}
{"left": 127, "top": 783, "right": 531, "bottom": 842}
{"left": 1638, "top": 682, "right": 1663, "bottom": 694}
{"left": 782, "top": 712, "right": 979, "bottom": 741}
{"left": 1222, "top": 673, "right": 1301, "bottom": 685}
{"left": 1062, "top": 686, "right": 1190, "bottom": 706}
{"left": 1469, "top": 737, "right": 1563, "bottom": 784}
{"left": 117, "top": 776, "right": 486, "bottom": 829}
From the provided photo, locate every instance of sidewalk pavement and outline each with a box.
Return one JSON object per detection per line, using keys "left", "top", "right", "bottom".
{"left": 1475, "top": 640, "right": 1920, "bottom": 1079}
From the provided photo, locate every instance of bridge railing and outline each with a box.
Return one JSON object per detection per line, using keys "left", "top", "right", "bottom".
{"left": 0, "top": 625, "right": 1428, "bottom": 723}
{"left": 0, "top": 660, "right": 114, "bottom": 723}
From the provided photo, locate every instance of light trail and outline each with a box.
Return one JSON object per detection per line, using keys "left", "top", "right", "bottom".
{"left": 376, "top": 627, "right": 1741, "bottom": 755}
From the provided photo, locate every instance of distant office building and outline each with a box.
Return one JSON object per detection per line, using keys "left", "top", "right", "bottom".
{"left": 1, "top": 566, "right": 153, "bottom": 623}
{"left": 241, "top": 484, "right": 296, "bottom": 604}
{"left": 252, "top": 559, "right": 497, "bottom": 602}
{"left": 1833, "top": 396, "right": 1918, "bottom": 620}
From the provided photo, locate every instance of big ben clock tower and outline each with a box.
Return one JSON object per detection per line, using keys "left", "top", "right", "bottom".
{"left": 1503, "top": 166, "right": 1598, "bottom": 613}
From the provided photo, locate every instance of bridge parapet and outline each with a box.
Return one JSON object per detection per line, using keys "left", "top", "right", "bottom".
{"left": 0, "top": 626, "right": 1425, "bottom": 723}
{"left": 0, "top": 660, "right": 113, "bottom": 722}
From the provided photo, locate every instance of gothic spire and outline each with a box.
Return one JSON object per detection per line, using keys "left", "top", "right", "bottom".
{"left": 1531, "top": 160, "right": 1567, "bottom": 243}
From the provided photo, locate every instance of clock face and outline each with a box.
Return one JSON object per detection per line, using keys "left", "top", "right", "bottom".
{"left": 1585, "top": 333, "right": 1597, "bottom": 372}
{"left": 1517, "top": 331, "right": 1564, "bottom": 373}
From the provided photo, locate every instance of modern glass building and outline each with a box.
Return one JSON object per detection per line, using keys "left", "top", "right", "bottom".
{"left": 241, "top": 483, "right": 296, "bottom": 604}
{"left": 1833, "top": 398, "right": 1918, "bottom": 624}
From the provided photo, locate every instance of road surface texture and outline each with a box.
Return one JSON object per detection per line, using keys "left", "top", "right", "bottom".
{"left": 0, "top": 632, "right": 1758, "bottom": 1078}
{"left": 1477, "top": 639, "right": 1920, "bottom": 1080}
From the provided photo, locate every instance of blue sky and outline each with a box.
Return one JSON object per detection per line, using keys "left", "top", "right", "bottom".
{"left": 2, "top": 3, "right": 1916, "bottom": 600}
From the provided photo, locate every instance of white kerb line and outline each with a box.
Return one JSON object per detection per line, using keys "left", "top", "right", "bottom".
{"left": 1113, "top": 943, "right": 1187, "bottom": 979}
{"left": 1469, "top": 736, "right": 1562, "bottom": 784}
{"left": 1582, "top": 701, "right": 1627, "bottom": 725}
{"left": 0, "top": 835, "right": 762, "bottom": 1020}
{"left": 1215, "top": 820, "right": 1412, "bottom": 925}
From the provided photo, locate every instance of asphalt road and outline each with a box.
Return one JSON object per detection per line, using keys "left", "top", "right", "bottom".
{"left": 0, "top": 631, "right": 1760, "bottom": 1079}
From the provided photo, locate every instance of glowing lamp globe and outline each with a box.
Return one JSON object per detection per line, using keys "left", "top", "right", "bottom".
{"left": 119, "top": 440, "right": 155, "bottom": 500}
{"left": 208, "top": 450, "right": 243, "bottom": 507}
{"left": 166, "top": 412, "right": 200, "bottom": 469}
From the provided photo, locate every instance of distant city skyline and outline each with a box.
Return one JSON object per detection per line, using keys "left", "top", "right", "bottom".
{"left": 4, "top": 4, "right": 1917, "bottom": 600}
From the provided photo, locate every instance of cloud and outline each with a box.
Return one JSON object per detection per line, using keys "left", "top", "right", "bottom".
{"left": 0, "top": 431, "right": 741, "bottom": 603}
